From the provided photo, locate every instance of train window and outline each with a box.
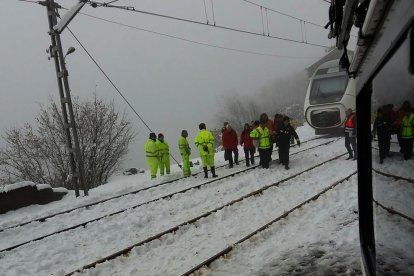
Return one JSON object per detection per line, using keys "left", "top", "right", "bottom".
{"left": 310, "top": 76, "right": 348, "bottom": 104}
{"left": 371, "top": 31, "right": 414, "bottom": 274}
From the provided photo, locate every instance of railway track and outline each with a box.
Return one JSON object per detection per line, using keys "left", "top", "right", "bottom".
{"left": 372, "top": 169, "right": 414, "bottom": 224}
{"left": 372, "top": 168, "right": 414, "bottom": 184}
{"left": 0, "top": 138, "right": 341, "bottom": 253}
{"left": 0, "top": 134, "right": 333, "bottom": 233}
{"left": 62, "top": 152, "right": 351, "bottom": 276}
{"left": 181, "top": 171, "right": 357, "bottom": 276}
{"left": 374, "top": 200, "right": 414, "bottom": 224}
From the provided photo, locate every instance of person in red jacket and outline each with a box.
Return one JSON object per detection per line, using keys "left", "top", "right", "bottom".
{"left": 240, "top": 123, "right": 255, "bottom": 166}
{"left": 222, "top": 122, "right": 239, "bottom": 168}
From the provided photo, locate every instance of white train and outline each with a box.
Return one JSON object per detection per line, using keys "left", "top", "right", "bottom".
{"left": 303, "top": 59, "right": 355, "bottom": 135}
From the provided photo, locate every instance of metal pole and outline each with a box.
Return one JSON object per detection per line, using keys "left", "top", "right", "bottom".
{"left": 45, "top": 0, "right": 88, "bottom": 196}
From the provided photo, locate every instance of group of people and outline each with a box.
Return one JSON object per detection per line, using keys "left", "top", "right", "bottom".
{"left": 143, "top": 113, "right": 301, "bottom": 180}
{"left": 221, "top": 113, "right": 300, "bottom": 170}
{"left": 144, "top": 124, "right": 217, "bottom": 180}
{"left": 143, "top": 100, "right": 413, "bottom": 180}
{"left": 372, "top": 100, "right": 414, "bottom": 163}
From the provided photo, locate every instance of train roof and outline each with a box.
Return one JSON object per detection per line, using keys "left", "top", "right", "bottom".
{"left": 327, "top": 0, "right": 414, "bottom": 95}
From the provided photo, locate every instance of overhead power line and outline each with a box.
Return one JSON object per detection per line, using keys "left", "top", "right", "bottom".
{"left": 88, "top": 1, "right": 331, "bottom": 48}
{"left": 66, "top": 27, "right": 181, "bottom": 165}
{"left": 78, "top": 12, "right": 318, "bottom": 59}
{"left": 240, "top": 0, "right": 325, "bottom": 29}
{"left": 66, "top": 28, "right": 153, "bottom": 133}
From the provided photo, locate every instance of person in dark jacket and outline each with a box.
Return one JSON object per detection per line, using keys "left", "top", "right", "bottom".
{"left": 240, "top": 123, "right": 255, "bottom": 166}
{"left": 222, "top": 122, "right": 239, "bottom": 168}
{"left": 277, "top": 116, "right": 300, "bottom": 170}
{"left": 272, "top": 114, "right": 283, "bottom": 147}
{"left": 372, "top": 108, "right": 392, "bottom": 164}
{"left": 344, "top": 108, "right": 357, "bottom": 160}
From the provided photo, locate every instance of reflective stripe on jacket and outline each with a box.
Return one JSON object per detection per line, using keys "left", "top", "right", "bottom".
{"left": 195, "top": 129, "right": 215, "bottom": 156}
{"left": 144, "top": 139, "right": 158, "bottom": 158}
{"left": 250, "top": 126, "right": 271, "bottom": 149}
{"left": 156, "top": 139, "right": 170, "bottom": 156}
{"left": 178, "top": 136, "right": 191, "bottom": 156}
{"left": 401, "top": 113, "right": 414, "bottom": 139}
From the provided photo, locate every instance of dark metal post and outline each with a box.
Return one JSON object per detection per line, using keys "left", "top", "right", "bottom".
{"left": 45, "top": 0, "right": 88, "bottom": 196}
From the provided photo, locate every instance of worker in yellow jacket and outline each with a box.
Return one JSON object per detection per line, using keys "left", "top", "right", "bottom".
{"left": 156, "top": 133, "right": 170, "bottom": 176}
{"left": 178, "top": 130, "right": 191, "bottom": 177}
{"left": 195, "top": 123, "right": 218, "bottom": 178}
{"left": 250, "top": 120, "right": 272, "bottom": 168}
{"left": 144, "top": 133, "right": 159, "bottom": 179}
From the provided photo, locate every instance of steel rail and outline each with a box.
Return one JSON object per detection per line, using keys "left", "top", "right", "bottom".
{"left": 374, "top": 200, "right": 414, "bottom": 224}
{"left": 64, "top": 152, "right": 349, "bottom": 276}
{"left": 0, "top": 135, "right": 333, "bottom": 233}
{"left": 372, "top": 169, "right": 414, "bottom": 184}
{"left": 0, "top": 138, "right": 339, "bottom": 253}
{"left": 181, "top": 171, "right": 357, "bottom": 276}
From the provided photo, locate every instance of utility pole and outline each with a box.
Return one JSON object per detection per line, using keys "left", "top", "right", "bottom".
{"left": 43, "top": 0, "right": 88, "bottom": 197}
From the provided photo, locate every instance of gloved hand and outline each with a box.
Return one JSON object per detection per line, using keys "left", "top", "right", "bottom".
{"left": 297, "top": 140, "right": 301, "bottom": 147}
{"left": 203, "top": 145, "right": 209, "bottom": 153}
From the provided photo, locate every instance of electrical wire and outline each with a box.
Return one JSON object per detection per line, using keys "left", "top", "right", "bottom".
{"left": 240, "top": 0, "right": 326, "bottom": 29}
{"left": 76, "top": 11, "right": 320, "bottom": 59}
{"left": 88, "top": 1, "right": 331, "bottom": 48}
{"left": 66, "top": 27, "right": 182, "bottom": 165}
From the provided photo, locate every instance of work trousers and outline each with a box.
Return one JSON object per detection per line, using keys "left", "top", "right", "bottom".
{"left": 258, "top": 148, "right": 272, "bottom": 169}
{"left": 225, "top": 148, "right": 239, "bottom": 167}
{"left": 243, "top": 147, "right": 255, "bottom": 166}
{"left": 345, "top": 132, "right": 357, "bottom": 158}
{"left": 401, "top": 138, "right": 413, "bottom": 160}
{"left": 159, "top": 154, "right": 170, "bottom": 175}
{"left": 377, "top": 136, "right": 390, "bottom": 161}
{"left": 181, "top": 154, "right": 191, "bottom": 177}
{"left": 146, "top": 157, "right": 159, "bottom": 179}
{"left": 278, "top": 144, "right": 290, "bottom": 166}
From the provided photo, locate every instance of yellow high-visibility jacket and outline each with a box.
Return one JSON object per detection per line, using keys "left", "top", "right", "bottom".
{"left": 178, "top": 136, "right": 191, "bottom": 156}
{"left": 156, "top": 139, "right": 170, "bottom": 156}
{"left": 250, "top": 126, "right": 271, "bottom": 149}
{"left": 401, "top": 113, "right": 414, "bottom": 139}
{"left": 194, "top": 129, "right": 215, "bottom": 156}
{"left": 144, "top": 139, "right": 158, "bottom": 158}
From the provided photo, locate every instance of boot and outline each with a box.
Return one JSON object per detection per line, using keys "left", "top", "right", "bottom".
{"left": 346, "top": 154, "right": 353, "bottom": 160}
{"left": 211, "top": 166, "right": 218, "bottom": 178}
{"left": 203, "top": 167, "right": 208, "bottom": 178}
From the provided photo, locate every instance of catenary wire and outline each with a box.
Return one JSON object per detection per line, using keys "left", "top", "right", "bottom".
{"left": 77, "top": 12, "right": 319, "bottom": 59}
{"left": 240, "top": 0, "right": 326, "bottom": 29}
{"left": 87, "top": 1, "right": 331, "bottom": 48}
{"left": 39, "top": 1, "right": 322, "bottom": 59}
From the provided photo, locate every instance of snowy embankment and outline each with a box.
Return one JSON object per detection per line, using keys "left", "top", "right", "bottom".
{"left": 0, "top": 137, "right": 355, "bottom": 275}
{"left": 77, "top": 154, "right": 356, "bottom": 276}
{"left": 1, "top": 123, "right": 412, "bottom": 275}
{"left": 0, "top": 137, "right": 335, "bottom": 252}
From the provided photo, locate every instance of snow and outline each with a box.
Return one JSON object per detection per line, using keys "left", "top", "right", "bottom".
{"left": 36, "top": 184, "right": 52, "bottom": 191}
{"left": 0, "top": 124, "right": 412, "bottom": 276}
{"left": 52, "top": 187, "right": 69, "bottom": 193}
{"left": 0, "top": 181, "right": 36, "bottom": 193}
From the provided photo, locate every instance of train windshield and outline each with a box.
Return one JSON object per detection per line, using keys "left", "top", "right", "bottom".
{"left": 309, "top": 75, "right": 348, "bottom": 104}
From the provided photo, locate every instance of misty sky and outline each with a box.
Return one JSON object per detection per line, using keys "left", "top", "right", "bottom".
{"left": 1, "top": 0, "right": 335, "bottom": 169}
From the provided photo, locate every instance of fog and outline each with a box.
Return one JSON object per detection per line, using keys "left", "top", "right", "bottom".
{"left": 1, "top": 0, "right": 335, "bottom": 170}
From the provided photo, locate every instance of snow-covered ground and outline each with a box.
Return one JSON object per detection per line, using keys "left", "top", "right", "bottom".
{"left": 0, "top": 124, "right": 413, "bottom": 276}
